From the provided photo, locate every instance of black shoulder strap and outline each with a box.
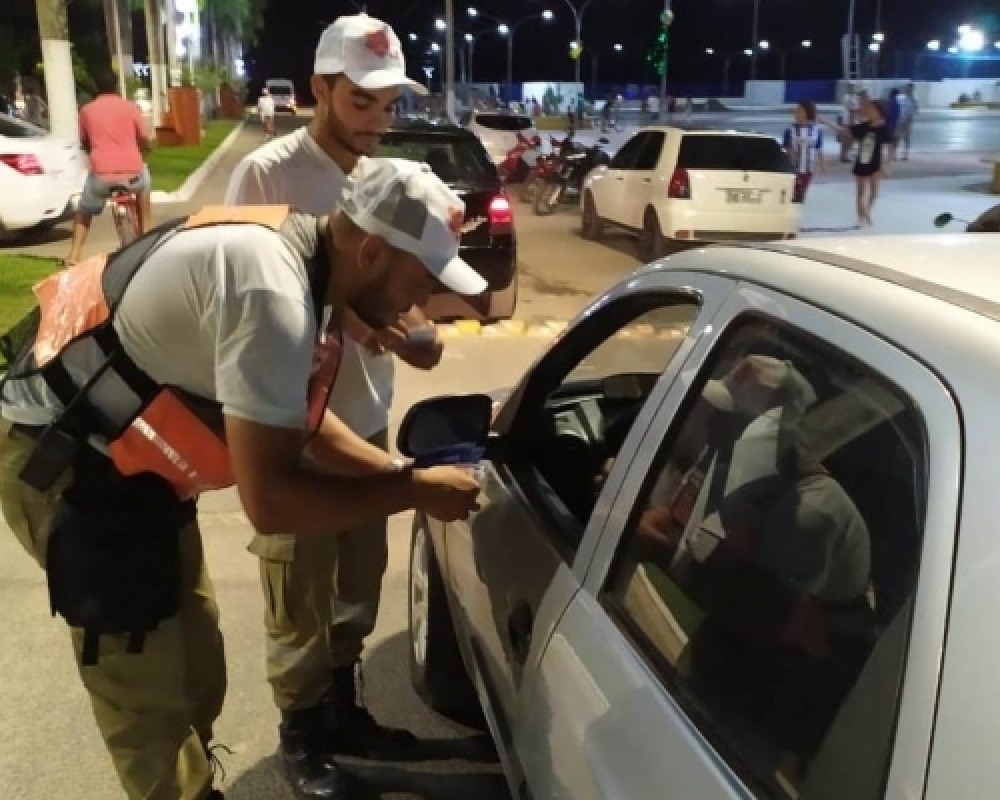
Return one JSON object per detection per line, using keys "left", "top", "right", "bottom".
{"left": 306, "top": 217, "right": 332, "bottom": 325}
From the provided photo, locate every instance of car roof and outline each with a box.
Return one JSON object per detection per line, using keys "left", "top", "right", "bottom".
{"left": 388, "top": 118, "right": 474, "bottom": 136}
{"left": 637, "top": 125, "right": 777, "bottom": 138}
{"left": 765, "top": 235, "right": 1000, "bottom": 322}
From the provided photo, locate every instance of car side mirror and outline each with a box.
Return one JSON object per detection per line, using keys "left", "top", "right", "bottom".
{"left": 933, "top": 212, "right": 954, "bottom": 228}
{"left": 396, "top": 393, "right": 494, "bottom": 465}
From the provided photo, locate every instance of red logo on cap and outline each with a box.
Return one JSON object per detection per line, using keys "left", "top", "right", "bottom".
{"left": 365, "top": 29, "right": 391, "bottom": 58}
{"left": 447, "top": 208, "right": 465, "bottom": 239}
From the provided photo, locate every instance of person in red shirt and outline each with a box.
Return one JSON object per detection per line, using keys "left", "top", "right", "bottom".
{"left": 67, "top": 67, "right": 152, "bottom": 265}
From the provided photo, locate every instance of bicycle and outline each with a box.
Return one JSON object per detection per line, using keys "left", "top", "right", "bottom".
{"left": 109, "top": 185, "right": 142, "bottom": 247}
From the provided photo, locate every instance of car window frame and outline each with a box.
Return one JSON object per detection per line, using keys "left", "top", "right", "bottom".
{"left": 580, "top": 286, "right": 963, "bottom": 800}
{"left": 491, "top": 274, "right": 737, "bottom": 569}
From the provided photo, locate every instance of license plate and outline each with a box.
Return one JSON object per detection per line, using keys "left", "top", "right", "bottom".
{"left": 723, "top": 188, "right": 766, "bottom": 204}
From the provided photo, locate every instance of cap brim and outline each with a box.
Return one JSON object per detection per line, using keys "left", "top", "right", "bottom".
{"left": 348, "top": 67, "right": 429, "bottom": 95}
{"left": 429, "top": 254, "right": 488, "bottom": 296}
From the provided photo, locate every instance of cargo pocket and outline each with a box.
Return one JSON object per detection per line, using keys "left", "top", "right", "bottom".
{"left": 248, "top": 532, "right": 297, "bottom": 630}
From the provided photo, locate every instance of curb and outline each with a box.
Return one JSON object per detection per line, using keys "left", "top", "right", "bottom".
{"left": 436, "top": 319, "right": 688, "bottom": 339}
{"left": 151, "top": 119, "right": 247, "bottom": 205}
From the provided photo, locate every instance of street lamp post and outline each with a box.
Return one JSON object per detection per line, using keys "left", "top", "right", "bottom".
{"left": 751, "top": 0, "right": 762, "bottom": 80}
{"left": 558, "top": 0, "right": 598, "bottom": 85}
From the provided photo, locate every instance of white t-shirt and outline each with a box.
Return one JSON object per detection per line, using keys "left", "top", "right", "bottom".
{"left": 225, "top": 126, "right": 394, "bottom": 439}
{"left": 258, "top": 95, "right": 276, "bottom": 118}
{"left": 1, "top": 223, "right": 319, "bottom": 431}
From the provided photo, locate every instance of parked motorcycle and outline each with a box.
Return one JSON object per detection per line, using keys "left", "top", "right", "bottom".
{"left": 533, "top": 137, "right": 612, "bottom": 216}
{"left": 934, "top": 206, "right": 1000, "bottom": 232}
{"left": 519, "top": 136, "right": 570, "bottom": 203}
{"left": 498, "top": 132, "right": 542, "bottom": 184}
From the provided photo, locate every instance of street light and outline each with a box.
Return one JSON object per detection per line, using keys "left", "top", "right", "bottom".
{"left": 947, "top": 46, "right": 959, "bottom": 54}
{"left": 743, "top": 48, "right": 753, "bottom": 56}
{"left": 959, "top": 27, "right": 985, "bottom": 52}
{"left": 873, "top": 32, "right": 885, "bottom": 43}
{"left": 927, "top": 40, "right": 941, "bottom": 51}
{"left": 869, "top": 42, "right": 880, "bottom": 52}
{"left": 435, "top": 18, "right": 447, "bottom": 31}
{"left": 705, "top": 47, "right": 715, "bottom": 55}
{"left": 409, "top": 32, "right": 418, "bottom": 41}
{"left": 498, "top": 23, "right": 510, "bottom": 35}
{"left": 557, "top": 0, "right": 600, "bottom": 85}
{"left": 802, "top": 40, "right": 812, "bottom": 48}
{"left": 614, "top": 42, "right": 623, "bottom": 51}
{"left": 758, "top": 40, "right": 770, "bottom": 50}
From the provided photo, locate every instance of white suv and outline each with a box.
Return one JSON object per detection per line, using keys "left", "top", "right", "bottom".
{"left": 461, "top": 109, "right": 538, "bottom": 165}
{"left": 582, "top": 126, "right": 802, "bottom": 261}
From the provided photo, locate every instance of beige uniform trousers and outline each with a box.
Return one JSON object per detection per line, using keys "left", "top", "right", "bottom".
{"left": 250, "top": 428, "right": 390, "bottom": 711}
{"left": 0, "top": 420, "right": 227, "bottom": 800}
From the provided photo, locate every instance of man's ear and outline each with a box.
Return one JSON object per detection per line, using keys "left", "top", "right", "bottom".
{"left": 310, "top": 74, "right": 330, "bottom": 106}
{"left": 357, "top": 234, "right": 389, "bottom": 272}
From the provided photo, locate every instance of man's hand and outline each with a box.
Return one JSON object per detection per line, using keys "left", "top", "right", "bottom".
{"left": 412, "top": 466, "right": 482, "bottom": 522}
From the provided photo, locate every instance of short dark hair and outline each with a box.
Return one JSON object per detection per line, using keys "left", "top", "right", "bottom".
{"left": 798, "top": 100, "right": 817, "bottom": 121}
{"left": 94, "top": 67, "right": 119, "bottom": 94}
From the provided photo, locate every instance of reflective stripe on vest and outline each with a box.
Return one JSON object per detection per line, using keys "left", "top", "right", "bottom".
{"left": 30, "top": 204, "right": 340, "bottom": 500}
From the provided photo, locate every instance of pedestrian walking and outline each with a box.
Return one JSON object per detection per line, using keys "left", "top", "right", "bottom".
{"left": 885, "top": 88, "right": 902, "bottom": 163}
{"left": 0, "top": 157, "right": 486, "bottom": 800}
{"left": 827, "top": 97, "right": 892, "bottom": 227}
{"left": 225, "top": 13, "right": 450, "bottom": 799}
{"left": 258, "top": 86, "right": 276, "bottom": 138}
{"left": 783, "top": 100, "right": 825, "bottom": 202}
{"left": 895, "top": 83, "right": 919, "bottom": 161}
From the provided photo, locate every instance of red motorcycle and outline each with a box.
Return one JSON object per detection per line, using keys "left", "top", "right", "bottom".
{"left": 519, "top": 135, "right": 567, "bottom": 203}
{"left": 498, "top": 132, "right": 542, "bottom": 184}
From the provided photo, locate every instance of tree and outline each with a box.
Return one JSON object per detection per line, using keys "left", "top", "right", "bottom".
{"left": 34, "top": 0, "right": 79, "bottom": 138}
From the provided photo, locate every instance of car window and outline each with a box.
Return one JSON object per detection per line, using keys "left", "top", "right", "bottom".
{"left": 0, "top": 115, "right": 42, "bottom": 138}
{"left": 504, "top": 293, "right": 701, "bottom": 559}
{"left": 678, "top": 134, "right": 794, "bottom": 173}
{"left": 604, "top": 317, "right": 927, "bottom": 800}
{"left": 377, "top": 133, "right": 497, "bottom": 184}
{"left": 475, "top": 114, "right": 533, "bottom": 132}
{"left": 459, "top": 111, "right": 472, "bottom": 127}
{"left": 611, "top": 132, "right": 648, "bottom": 170}
{"left": 634, "top": 132, "right": 665, "bottom": 171}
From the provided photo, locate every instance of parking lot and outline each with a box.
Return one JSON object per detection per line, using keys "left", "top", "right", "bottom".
{"left": 1, "top": 110, "right": 998, "bottom": 799}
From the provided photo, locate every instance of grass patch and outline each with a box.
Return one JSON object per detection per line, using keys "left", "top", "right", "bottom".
{"left": 146, "top": 120, "right": 239, "bottom": 192}
{"left": 0, "top": 255, "right": 60, "bottom": 332}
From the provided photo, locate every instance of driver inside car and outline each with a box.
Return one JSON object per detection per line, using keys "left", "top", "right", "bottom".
{"left": 625, "top": 355, "right": 874, "bottom": 770}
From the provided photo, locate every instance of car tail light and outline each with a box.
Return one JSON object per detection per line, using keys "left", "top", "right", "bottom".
{"left": 667, "top": 167, "right": 690, "bottom": 199}
{"left": 488, "top": 193, "right": 513, "bottom": 235}
{"left": 0, "top": 153, "right": 43, "bottom": 175}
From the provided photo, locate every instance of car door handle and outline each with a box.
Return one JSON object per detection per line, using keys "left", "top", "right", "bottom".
{"left": 507, "top": 600, "right": 534, "bottom": 664}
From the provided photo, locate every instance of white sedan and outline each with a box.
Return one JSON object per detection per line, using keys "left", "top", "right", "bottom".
{"left": 0, "top": 113, "right": 86, "bottom": 239}
{"left": 401, "top": 234, "right": 1000, "bottom": 800}
{"left": 582, "top": 126, "right": 802, "bottom": 262}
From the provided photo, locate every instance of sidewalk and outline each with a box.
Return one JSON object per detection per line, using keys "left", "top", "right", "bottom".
{"left": 2, "top": 122, "right": 272, "bottom": 263}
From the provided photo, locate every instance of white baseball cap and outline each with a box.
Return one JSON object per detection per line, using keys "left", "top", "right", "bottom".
{"left": 314, "top": 13, "right": 428, "bottom": 96}
{"left": 341, "top": 157, "right": 489, "bottom": 296}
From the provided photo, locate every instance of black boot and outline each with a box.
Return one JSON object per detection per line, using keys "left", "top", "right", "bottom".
{"left": 279, "top": 704, "right": 362, "bottom": 799}
{"left": 324, "top": 662, "right": 418, "bottom": 759}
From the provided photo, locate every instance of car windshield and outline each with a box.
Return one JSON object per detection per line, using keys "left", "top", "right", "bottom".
{"left": 475, "top": 114, "right": 533, "bottom": 132}
{"left": 678, "top": 134, "right": 793, "bottom": 173}
{"left": 376, "top": 132, "right": 497, "bottom": 185}
{"left": 0, "top": 113, "right": 44, "bottom": 139}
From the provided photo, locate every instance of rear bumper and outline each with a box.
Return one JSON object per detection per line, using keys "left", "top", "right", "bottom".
{"left": 459, "top": 241, "right": 517, "bottom": 291}
{"left": 661, "top": 206, "right": 801, "bottom": 242}
{"left": 0, "top": 183, "right": 78, "bottom": 231}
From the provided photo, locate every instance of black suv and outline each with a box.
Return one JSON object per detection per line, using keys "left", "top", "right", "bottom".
{"left": 377, "top": 118, "right": 517, "bottom": 322}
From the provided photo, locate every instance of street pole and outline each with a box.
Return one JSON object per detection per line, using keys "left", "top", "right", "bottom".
{"left": 468, "top": 39, "right": 475, "bottom": 84}
{"left": 659, "top": 0, "right": 671, "bottom": 120}
{"left": 507, "top": 34, "right": 513, "bottom": 103}
{"left": 445, "top": 0, "right": 457, "bottom": 122}
{"left": 107, "top": 0, "right": 129, "bottom": 99}
{"left": 751, "top": 0, "right": 760, "bottom": 80}
{"left": 724, "top": 56, "right": 731, "bottom": 96}
{"left": 592, "top": 53, "right": 598, "bottom": 98}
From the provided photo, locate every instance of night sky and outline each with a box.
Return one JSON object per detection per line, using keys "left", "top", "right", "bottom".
{"left": 244, "top": 0, "right": 1000, "bottom": 95}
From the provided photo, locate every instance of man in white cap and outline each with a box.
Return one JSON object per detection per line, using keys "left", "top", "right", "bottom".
{"left": 0, "top": 156, "right": 486, "bottom": 800}
{"left": 226, "top": 13, "right": 455, "bottom": 791}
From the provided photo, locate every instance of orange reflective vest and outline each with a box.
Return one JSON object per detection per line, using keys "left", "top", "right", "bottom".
{"left": 22, "top": 205, "right": 340, "bottom": 500}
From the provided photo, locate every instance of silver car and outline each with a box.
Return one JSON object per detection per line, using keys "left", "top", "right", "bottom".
{"left": 401, "top": 235, "right": 998, "bottom": 800}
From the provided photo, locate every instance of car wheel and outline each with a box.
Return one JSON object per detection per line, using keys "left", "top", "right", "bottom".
{"left": 581, "top": 192, "right": 604, "bottom": 240}
{"left": 408, "top": 515, "right": 485, "bottom": 729}
{"left": 639, "top": 208, "right": 664, "bottom": 263}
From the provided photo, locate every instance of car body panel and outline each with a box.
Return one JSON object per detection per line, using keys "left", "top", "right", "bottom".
{"left": 0, "top": 112, "right": 85, "bottom": 232}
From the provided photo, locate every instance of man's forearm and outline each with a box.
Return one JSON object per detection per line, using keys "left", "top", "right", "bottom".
{"left": 304, "top": 410, "right": 397, "bottom": 476}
